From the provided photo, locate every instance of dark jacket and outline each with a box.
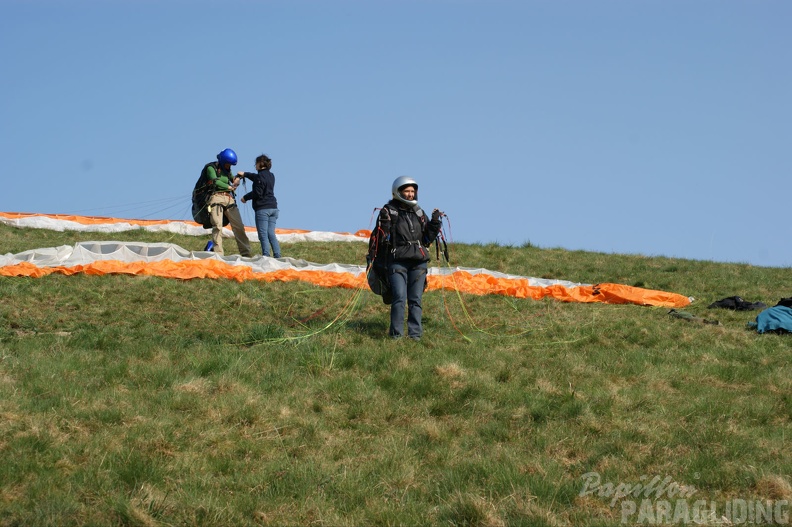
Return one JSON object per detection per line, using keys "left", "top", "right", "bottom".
{"left": 241, "top": 169, "right": 278, "bottom": 210}
{"left": 378, "top": 200, "right": 441, "bottom": 263}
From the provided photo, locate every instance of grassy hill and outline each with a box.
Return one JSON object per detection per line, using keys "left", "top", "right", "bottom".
{"left": 1, "top": 223, "right": 790, "bottom": 526}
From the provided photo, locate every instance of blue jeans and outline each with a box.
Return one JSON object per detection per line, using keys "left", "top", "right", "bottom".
{"left": 388, "top": 260, "right": 427, "bottom": 339}
{"left": 254, "top": 208, "right": 281, "bottom": 257}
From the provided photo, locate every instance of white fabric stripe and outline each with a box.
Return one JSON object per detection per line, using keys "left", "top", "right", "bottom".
{"left": 0, "top": 215, "right": 367, "bottom": 243}
{"left": 0, "top": 241, "right": 588, "bottom": 289}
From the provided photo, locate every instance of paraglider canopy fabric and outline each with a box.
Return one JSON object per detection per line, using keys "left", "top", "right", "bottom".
{"left": 0, "top": 240, "right": 692, "bottom": 308}
{"left": 0, "top": 212, "right": 370, "bottom": 242}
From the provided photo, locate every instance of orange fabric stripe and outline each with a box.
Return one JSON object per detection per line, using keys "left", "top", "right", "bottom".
{"left": 0, "top": 260, "right": 690, "bottom": 307}
{"left": 429, "top": 272, "right": 689, "bottom": 307}
{"left": 0, "top": 212, "right": 371, "bottom": 238}
{"left": 0, "top": 211, "right": 179, "bottom": 227}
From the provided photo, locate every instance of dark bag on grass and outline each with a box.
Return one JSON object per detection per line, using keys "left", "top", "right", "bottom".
{"left": 707, "top": 296, "right": 766, "bottom": 311}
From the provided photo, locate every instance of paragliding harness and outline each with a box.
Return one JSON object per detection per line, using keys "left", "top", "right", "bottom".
{"left": 192, "top": 162, "right": 230, "bottom": 229}
{"left": 366, "top": 204, "right": 449, "bottom": 305}
{"left": 366, "top": 206, "right": 395, "bottom": 304}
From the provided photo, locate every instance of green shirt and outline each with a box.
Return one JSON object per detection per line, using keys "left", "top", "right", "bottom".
{"left": 206, "top": 164, "right": 235, "bottom": 191}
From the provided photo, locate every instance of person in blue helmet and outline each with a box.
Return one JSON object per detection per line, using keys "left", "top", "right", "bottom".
{"left": 238, "top": 154, "right": 282, "bottom": 258}
{"left": 376, "top": 176, "right": 443, "bottom": 340}
{"left": 205, "top": 148, "right": 253, "bottom": 257}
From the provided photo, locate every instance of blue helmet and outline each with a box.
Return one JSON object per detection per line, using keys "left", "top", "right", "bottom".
{"left": 216, "top": 148, "right": 238, "bottom": 166}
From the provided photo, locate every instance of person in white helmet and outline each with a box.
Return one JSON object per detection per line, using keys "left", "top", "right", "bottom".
{"left": 374, "top": 176, "right": 443, "bottom": 340}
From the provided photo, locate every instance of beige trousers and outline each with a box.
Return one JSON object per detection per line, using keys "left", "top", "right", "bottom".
{"left": 207, "top": 193, "right": 253, "bottom": 257}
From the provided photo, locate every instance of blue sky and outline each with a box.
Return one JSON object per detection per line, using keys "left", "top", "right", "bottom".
{"left": 2, "top": 0, "right": 790, "bottom": 267}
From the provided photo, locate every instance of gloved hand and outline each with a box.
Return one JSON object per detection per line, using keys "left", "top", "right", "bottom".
{"left": 431, "top": 209, "right": 443, "bottom": 222}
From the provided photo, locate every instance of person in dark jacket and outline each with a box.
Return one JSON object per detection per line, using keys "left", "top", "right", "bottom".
{"left": 238, "top": 154, "right": 281, "bottom": 258}
{"left": 377, "top": 176, "right": 442, "bottom": 340}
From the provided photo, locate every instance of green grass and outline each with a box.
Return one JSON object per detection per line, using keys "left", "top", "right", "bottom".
{"left": 1, "top": 223, "right": 791, "bottom": 526}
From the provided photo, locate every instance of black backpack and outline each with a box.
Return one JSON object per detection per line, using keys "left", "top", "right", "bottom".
{"left": 192, "top": 162, "right": 228, "bottom": 228}
{"left": 366, "top": 206, "right": 396, "bottom": 304}
{"left": 366, "top": 225, "right": 390, "bottom": 303}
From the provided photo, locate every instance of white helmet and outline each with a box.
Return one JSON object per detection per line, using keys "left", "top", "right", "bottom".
{"left": 391, "top": 176, "right": 419, "bottom": 207}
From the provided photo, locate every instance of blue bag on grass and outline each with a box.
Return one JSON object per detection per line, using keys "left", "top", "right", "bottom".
{"left": 749, "top": 305, "right": 792, "bottom": 334}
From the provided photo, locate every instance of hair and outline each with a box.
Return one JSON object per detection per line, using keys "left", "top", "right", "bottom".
{"left": 255, "top": 154, "right": 272, "bottom": 171}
